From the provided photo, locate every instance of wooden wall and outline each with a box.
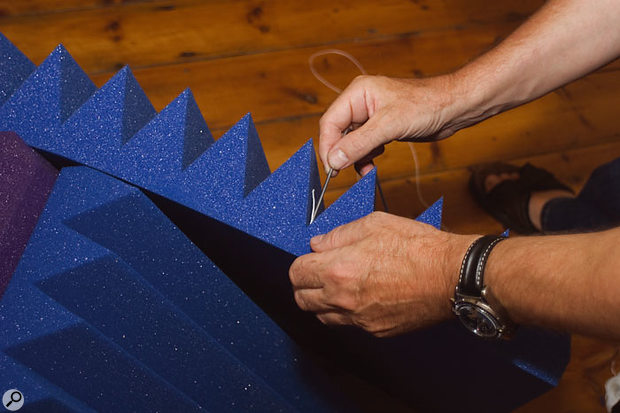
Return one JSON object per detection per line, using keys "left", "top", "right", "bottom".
{"left": 1, "top": 1, "right": 619, "bottom": 411}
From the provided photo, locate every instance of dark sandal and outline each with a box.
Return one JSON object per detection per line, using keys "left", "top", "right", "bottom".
{"left": 469, "top": 162, "right": 574, "bottom": 234}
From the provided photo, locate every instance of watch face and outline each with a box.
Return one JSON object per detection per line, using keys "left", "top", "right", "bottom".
{"left": 455, "top": 303, "right": 500, "bottom": 338}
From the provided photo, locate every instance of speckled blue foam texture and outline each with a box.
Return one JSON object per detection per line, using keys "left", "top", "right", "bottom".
{"left": 56, "top": 65, "right": 156, "bottom": 162}
{"left": 0, "top": 42, "right": 372, "bottom": 256}
{"left": 0, "top": 45, "right": 96, "bottom": 149}
{"left": 0, "top": 33, "right": 36, "bottom": 107}
{"left": 0, "top": 132, "right": 58, "bottom": 299}
{"left": 0, "top": 35, "right": 570, "bottom": 412}
{"left": 415, "top": 196, "right": 443, "bottom": 229}
{"left": 0, "top": 166, "right": 350, "bottom": 412}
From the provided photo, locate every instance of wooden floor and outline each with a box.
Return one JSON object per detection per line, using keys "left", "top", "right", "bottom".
{"left": 1, "top": 0, "right": 619, "bottom": 411}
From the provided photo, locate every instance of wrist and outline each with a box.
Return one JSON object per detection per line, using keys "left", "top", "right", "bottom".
{"left": 448, "top": 56, "right": 538, "bottom": 130}
{"left": 440, "top": 233, "right": 481, "bottom": 316}
{"left": 437, "top": 70, "right": 495, "bottom": 135}
{"left": 452, "top": 235, "right": 517, "bottom": 339}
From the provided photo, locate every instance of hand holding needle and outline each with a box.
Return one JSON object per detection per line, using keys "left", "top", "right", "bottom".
{"left": 310, "top": 128, "right": 352, "bottom": 224}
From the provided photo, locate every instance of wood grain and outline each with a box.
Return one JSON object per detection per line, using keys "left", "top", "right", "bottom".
{"left": 83, "top": 24, "right": 618, "bottom": 133}
{"left": 86, "top": 23, "right": 521, "bottom": 125}
{"left": 0, "top": 0, "right": 544, "bottom": 73}
{"left": 349, "top": 140, "right": 620, "bottom": 234}
{"left": 205, "top": 68, "right": 620, "bottom": 193}
{"left": 0, "top": 0, "right": 161, "bottom": 17}
{"left": 517, "top": 335, "right": 619, "bottom": 413}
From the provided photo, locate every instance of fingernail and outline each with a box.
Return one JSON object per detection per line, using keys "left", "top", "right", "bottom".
{"left": 324, "top": 166, "right": 337, "bottom": 177}
{"left": 329, "top": 149, "right": 349, "bottom": 170}
{"left": 359, "top": 164, "right": 375, "bottom": 176}
{"left": 327, "top": 169, "right": 338, "bottom": 177}
{"left": 311, "top": 234, "right": 324, "bottom": 245}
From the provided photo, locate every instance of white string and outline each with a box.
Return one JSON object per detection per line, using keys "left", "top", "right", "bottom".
{"left": 407, "top": 141, "right": 430, "bottom": 209}
{"left": 612, "top": 348, "right": 619, "bottom": 376}
{"left": 308, "top": 49, "right": 428, "bottom": 212}
{"left": 308, "top": 49, "right": 367, "bottom": 94}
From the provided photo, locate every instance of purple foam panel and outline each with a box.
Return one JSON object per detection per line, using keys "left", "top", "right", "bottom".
{"left": 0, "top": 131, "right": 57, "bottom": 299}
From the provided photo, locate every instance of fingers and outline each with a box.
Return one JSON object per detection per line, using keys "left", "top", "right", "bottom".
{"left": 318, "top": 77, "right": 374, "bottom": 173}
{"left": 354, "top": 145, "right": 384, "bottom": 176}
{"left": 310, "top": 215, "right": 373, "bottom": 252}
{"left": 293, "top": 286, "right": 355, "bottom": 327}
{"left": 316, "top": 312, "right": 352, "bottom": 326}
{"left": 355, "top": 162, "right": 375, "bottom": 177}
{"left": 290, "top": 252, "right": 356, "bottom": 321}
{"left": 326, "top": 112, "right": 390, "bottom": 171}
{"left": 293, "top": 289, "right": 331, "bottom": 312}
{"left": 289, "top": 254, "right": 324, "bottom": 289}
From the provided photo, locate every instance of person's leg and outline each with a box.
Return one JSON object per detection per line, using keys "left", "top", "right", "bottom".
{"left": 474, "top": 158, "right": 620, "bottom": 234}
{"left": 541, "top": 158, "right": 620, "bottom": 232}
{"left": 472, "top": 163, "right": 573, "bottom": 233}
{"left": 528, "top": 189, "right": 574, "bottom": 231}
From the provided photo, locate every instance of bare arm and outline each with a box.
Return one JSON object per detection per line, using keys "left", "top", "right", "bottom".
{"left": 454, "top": 0, "right": 620, "bottom": 129}
{"left": 289, "top": 213, "right": 620, "bottom": 340}
{"left": 486, "top": 227, "right": 620, "bottom": 339}
{"left": 319, "top": 0, "right": 620, "bottom": 173}
{"left": 290, "top": 0, "right": 620, "bottom": 340}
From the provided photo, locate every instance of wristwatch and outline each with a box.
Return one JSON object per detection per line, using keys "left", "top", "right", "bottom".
{"left": 451, "top": 235, "right": 516, "bottom": 339}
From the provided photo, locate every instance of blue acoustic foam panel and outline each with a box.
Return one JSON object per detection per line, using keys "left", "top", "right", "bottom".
{"left": 0, "top": 35, "right": 570, "bottom": 412}
{"left": 0, "top": 45, "right": 96, "bottom": 149}
{"left": 0, "top": 166, "right": 367, "bottom": 412}
{"left": 0, "top": 132, "right": 58, "bottom": 299}
{"left": 0, "top": 33, "right": 36, "bottom": 107}
{"left": 0, "top": 40, "right": 373, "bottom": 257}
{"left": 185, "top": 193, "right": 570, "bottom": 413}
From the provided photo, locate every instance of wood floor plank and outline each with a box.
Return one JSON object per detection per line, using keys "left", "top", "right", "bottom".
{"left": 207, "top": 68, "right": 620, "bottom": 193}
{"left": 5, "top": 2, "right": 617, "bottom": 223}
{"left": 0, "top": 0, "right": 544, "bottom": 73}
{"left": 82, "top": 28, "right": 618, "bottom": 140}
{"left": 84, "top": 23, "right": 553, "bottom": 126}
{"left": 369, "top": 69, "right": 620, "bottom": 186}
{"left": 324, "top": 140, "right": 620, "bottom": 235}
{"left": 516, "top": 335, "right": 616, "bottom": 413}
{"left": 0, "top": 0, "right": 161, "bottom": 17}
{"left": 0, "top": 2, "right": 618, "bottom": 413}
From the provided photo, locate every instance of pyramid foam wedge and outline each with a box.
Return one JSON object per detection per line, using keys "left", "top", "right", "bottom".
{"left": 0, "top": 42, "right": 374, "bottom": 257}
{"left": 0, "top": 165, "right": 361, "bottom": 412}
{"left": 0, "top": 33, "right": 36, "bottom": 107}
{"left": 0, "top": 35, "right": 570, "bottom": 412}
{"left": 0, "top": 131, "right": 58, "bottom": 299}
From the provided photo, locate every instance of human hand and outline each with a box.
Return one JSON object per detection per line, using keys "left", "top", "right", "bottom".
{"left": 289, "top": 212, "right": 477, "bottom": 337}
{"left": 318, "top": 74, "right": 469, "bottom": 176}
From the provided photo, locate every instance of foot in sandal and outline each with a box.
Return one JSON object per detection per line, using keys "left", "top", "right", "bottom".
{"left": 469, "top": 162, "right": 574, "bottom": 233}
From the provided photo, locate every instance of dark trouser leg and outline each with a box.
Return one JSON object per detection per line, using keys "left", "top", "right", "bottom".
{"left": 541, "top": 158, "right": 620, "bottom": 232}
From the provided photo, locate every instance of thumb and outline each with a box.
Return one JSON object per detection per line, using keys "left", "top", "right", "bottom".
{"left": 326, "top": 112, "right": 392, "bottom": 170}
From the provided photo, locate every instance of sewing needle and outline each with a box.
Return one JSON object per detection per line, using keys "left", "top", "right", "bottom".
{"left": 310, "top": 167, "right": 333, "bottom": 224}
{"left": 310, "top": 128, "right": 353, "bottom": 224}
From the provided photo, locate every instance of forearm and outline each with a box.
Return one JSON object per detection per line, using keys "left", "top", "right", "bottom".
{"left": 484, "top": 228, "right": 620, "bottom": 340}
{"left": 447, "top": 0, "right": 620, "bottom": 130}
